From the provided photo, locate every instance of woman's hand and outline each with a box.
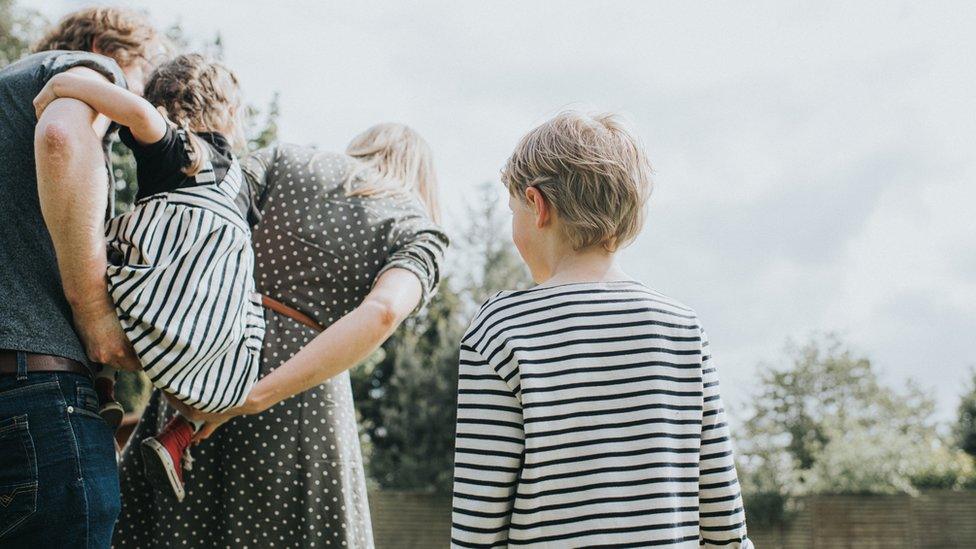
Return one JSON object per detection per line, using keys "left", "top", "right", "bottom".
{"left": 192, "top": 420, "right": 227, "bottom": 444}
{"left": 163, "top": 393, "right": 265, "bottom": 443}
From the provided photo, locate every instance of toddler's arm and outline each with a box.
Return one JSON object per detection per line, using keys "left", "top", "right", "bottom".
{"left": 34, "top": 67, "right": 167, "bottom": 145}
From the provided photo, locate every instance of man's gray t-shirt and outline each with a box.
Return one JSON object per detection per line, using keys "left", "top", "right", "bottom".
{"left": 0, "top": 50, "right": 126, "bottom": 366}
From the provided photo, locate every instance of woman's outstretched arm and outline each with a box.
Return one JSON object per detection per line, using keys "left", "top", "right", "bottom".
{"left": 177, "top": 267, "right": 423, "bottom": 439}
{"left": 249, "top": 267, "right": 422, "bottom": 409}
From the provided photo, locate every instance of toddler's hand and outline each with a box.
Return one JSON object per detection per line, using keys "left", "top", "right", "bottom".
{"left": 32, "top": 78, "right": 61, "bottom": 119}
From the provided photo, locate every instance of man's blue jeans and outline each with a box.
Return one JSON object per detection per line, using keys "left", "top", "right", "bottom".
{"left": 0, "top": 355, "right": 120, "bottom": 548}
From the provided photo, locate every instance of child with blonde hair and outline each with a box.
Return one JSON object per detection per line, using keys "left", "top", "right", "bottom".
{"left": 34, "top": 53, "right": 264, "bottom": 502}
{"left": 451, "top": 111, "right": 753, "bottom": 548}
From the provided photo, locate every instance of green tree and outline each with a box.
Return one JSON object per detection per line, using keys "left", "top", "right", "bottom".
{"left": 738, "top": 335, "right": 970, "bottom": 528}
{"left": 956, "top": 368, "right": 976, "bottom": 459}
{"left": 352, "top": 181, "right": 530, "bottom": 492}
{"left": 456, "top": 182, "right": 530, "bottom": 307}
{"left": 0, "top": 0, "right": 42, "bottom": 65}
{"left": 353, "top": 280, "right": 467, "bottom": 491}
{"left": 741, "top": 335, "right": 937, "bottom": 477}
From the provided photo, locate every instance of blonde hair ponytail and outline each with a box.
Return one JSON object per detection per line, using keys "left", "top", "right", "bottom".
{"left": 345, "top": 123, "right": 441, "bottom": 223}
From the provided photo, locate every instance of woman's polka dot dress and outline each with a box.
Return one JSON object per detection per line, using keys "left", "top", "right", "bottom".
{"left": 113, "top": 144, "right": 448, "bottom": 548}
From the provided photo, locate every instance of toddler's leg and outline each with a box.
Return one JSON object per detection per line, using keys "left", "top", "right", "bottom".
{"left": 140, "top": 413, "right": 205, "bottom": 503}
{"left": 93, "top": 364, "right": 125, "bottom": 429}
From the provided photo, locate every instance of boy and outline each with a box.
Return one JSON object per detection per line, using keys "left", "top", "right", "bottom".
{"left": 451, "top": 112, "right": 753, "bottom": 548}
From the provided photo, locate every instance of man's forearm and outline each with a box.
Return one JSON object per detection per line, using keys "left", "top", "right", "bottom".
{"left": 35, "top": 97, "right": 114, "bottom": 317}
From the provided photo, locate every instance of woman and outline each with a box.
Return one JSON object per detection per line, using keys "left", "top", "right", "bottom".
{"left": 114, "top": 123, "right": 448, "bottom": 548}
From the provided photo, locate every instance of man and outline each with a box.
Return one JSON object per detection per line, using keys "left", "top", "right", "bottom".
{"left": 0, "top": 7, "right": 162, "bottom": 547}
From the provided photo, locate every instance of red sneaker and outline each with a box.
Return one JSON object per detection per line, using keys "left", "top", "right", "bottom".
{"left": 140, "top": 416, "right": 194, "bottom": 502}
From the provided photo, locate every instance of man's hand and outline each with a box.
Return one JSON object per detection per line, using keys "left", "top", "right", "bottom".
{"left": 73, "top": 295, "right": 140, "bottom": 371}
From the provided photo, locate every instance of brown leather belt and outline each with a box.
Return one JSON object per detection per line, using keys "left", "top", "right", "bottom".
{"left": 0, "top": 350, "right": 90, "bottom": 376}
{"left": 261, "top": 294, "right": 324, "bottom": 332}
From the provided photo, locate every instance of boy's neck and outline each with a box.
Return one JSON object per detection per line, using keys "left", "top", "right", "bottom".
{"left": 538, "top": 246, "right": 630, "bottom": 287}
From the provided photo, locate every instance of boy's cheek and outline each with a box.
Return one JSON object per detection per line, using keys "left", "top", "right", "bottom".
{"left": 511, "top": 223, "right": 542, "bottom": 280}
{"left": 511, "top": 216, "right": 531, "bottom": 255}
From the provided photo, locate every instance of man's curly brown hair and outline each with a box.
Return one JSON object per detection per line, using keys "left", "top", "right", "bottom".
{"left": 33, "top": 7, "right": 159, "bottom": 68}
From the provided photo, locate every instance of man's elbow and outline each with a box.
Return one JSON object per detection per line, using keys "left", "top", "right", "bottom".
{"left": 35, "top": 119, "right": 89, "bottom": 157}
{"left": 35, "top": 99, "right": 98, "bottom": 156}
{"left": 36, "top": 120, "right": 73, "bottom": 152}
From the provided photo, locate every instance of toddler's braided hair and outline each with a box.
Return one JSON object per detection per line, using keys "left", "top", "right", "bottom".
{"left": 144, "top": 53, "right": 243, "bottom": 175}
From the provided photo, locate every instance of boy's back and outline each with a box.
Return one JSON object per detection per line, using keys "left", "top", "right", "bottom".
{"left": 452, "top": 281, "right": 751, "bottom": 548}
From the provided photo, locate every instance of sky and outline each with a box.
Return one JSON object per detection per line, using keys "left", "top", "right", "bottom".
{"left": 40, "top": 1, "right": 976, "bottom": 421}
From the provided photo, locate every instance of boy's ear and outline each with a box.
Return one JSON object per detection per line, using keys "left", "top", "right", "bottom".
{"left": 525, "top": 186, "right": 550, "bottom": 228}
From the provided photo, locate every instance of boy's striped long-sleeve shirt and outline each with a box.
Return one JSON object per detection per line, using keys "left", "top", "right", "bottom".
{"left": 451, "top": 281, "right": 753, "bottom": 548}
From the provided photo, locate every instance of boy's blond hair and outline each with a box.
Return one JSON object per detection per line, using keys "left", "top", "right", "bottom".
{"left": 502, "top": 111, "right": 652, "bottom": 251}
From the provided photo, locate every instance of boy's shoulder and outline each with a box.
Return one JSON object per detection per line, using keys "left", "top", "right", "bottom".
{"left": 460, "top": 289, "right": 522, "bottom": 348}
{"left": 466, "top": 289, "right": 509, "bottom": 323}
{"left": 638, "top": 285, "right": 698, "bottom": 317}
{"left": 461, "top": 281, "right": 701, "bottom": 349}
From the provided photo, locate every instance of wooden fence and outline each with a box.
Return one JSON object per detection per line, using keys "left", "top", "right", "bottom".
{"left": 116, "top": 419, "right": 976, "bottom": 548}
{"left": 368, "top": 490, "right": 976, "bottom": 548}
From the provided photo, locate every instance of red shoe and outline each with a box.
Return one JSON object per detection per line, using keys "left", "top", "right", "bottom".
{"left": 140, "top": 416, "right": 193, "bottom": 502}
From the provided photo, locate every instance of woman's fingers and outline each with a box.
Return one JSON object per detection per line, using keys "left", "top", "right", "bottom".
{"left": 192, "top": 420, "right": 225, "bottom": 444}
{"left": 163, "top": 393, "right": 244, "bottom": 436}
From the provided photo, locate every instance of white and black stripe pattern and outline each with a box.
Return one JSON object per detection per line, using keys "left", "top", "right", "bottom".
{"left": 452, "top": 281, "right": 752, "bottom": 548}
{"left": 105, "top": 158, "right": 265, "bottom": 414}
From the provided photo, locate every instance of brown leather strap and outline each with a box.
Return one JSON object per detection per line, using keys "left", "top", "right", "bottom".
{"left": 260, "top": 295, "right": 324, "bottom": 332}
{"left": 0, "top": 351, "right": 90, "bottom": 376}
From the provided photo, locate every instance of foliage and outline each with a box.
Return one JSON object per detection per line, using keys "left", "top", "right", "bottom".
{"left": 956, "top": 368, "right": 976, "bottom": 459}
{"left": 739, "top": 335, "right": 940, "bottom": 493}
{"left": 352, "top": 181, "right": 531, "bottom": 492}
{"left": 454, "top": 182, "right": 529, "bottom": 307}
{"left": 351, "top": 280, "right": 467, "bottom": 491}
{"left": 742, "top": 336, "right": 937, "bottom": 473}
{"left": 0, "top": 0, "right": 41, "bottom": 65}
{"left": 737, "top": 334, "right": 976, "bottom": 531}
{"left": 742, "top": 490, "right": 793, "bottom": 529}
{"left": 910, "top": 445, "right": 976, "bottom": 490}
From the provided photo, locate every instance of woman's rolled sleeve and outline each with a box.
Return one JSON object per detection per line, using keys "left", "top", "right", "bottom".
{"left": 376, "top": 217, "right": 449, "bottom": 310}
